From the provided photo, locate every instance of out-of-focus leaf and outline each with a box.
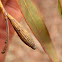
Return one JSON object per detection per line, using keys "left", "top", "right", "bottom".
{"left": 58, "top": 0, "right": 62, "bottom": 16}
{"left": 17, "top": 0, "right": 59, "bottom": 62}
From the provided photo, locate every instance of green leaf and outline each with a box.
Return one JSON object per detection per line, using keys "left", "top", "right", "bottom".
{"left": 17, "top": 0, "right": 59, "bottom": 62}
{"left": 58, "top": 0, "right": 62, "bottom": 16}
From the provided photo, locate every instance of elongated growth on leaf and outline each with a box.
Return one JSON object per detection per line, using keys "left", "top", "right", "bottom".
{"left": 8, "top": 14, "right": 36, "bottom": 50}
{"left": 17, "top": 0, "right": 59, "bottom": 62}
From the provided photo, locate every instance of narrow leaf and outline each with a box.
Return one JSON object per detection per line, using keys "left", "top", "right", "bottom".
{"left": 58, "top": 0, "right": 62, "bottom": 16}
{"left": 17, "top": 0, "right": 59, "bottom": 62}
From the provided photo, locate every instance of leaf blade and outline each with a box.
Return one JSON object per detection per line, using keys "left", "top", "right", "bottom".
{"left": 17, "top": 0, "right": 59, "bottom": 62}
{"left": 58, "top": 0, "right": 62, "bottom": 16}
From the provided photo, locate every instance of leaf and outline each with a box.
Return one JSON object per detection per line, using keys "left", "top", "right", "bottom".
{"left": 58, "top": 0, "right": 62, "bottom": 16}
{"left": 17, "top": 0, "right": 59, "bottom": 62}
